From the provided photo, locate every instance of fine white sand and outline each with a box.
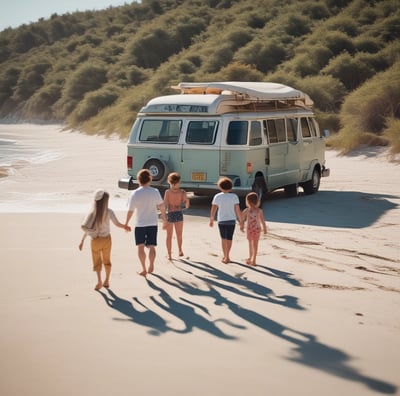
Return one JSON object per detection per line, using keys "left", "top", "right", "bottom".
{"left": 0, "top": 124, "right": 399, "bottom": 396}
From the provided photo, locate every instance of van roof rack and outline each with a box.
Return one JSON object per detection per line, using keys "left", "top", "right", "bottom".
{"left": 171, "top": 81, "right": 313, "bottom": 108}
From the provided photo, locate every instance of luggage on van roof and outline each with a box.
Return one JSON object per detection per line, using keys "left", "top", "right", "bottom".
{"left": 171, "top": 81, "right": 313, "bottom": 107}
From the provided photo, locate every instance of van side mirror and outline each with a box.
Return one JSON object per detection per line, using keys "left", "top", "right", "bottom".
{"left": 322, "top": 129, "right": 330, "bottom": 138}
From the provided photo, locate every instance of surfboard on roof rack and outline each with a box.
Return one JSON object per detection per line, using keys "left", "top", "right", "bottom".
{"left": 171, "top": 81, "right": 313, "bottom": 107}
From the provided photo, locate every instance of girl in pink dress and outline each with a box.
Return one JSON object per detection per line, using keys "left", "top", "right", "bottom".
{"left": 240, "top": 192, "right": 267, "bottom": 266}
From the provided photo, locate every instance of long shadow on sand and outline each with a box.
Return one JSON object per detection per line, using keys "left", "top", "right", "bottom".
{"left": 166, "top": 259, "right": 303, "bottom": 309}
{"left": 152, "top": 259, "right": 396, "bottom": 394}
{"left": 98, "top": 289, "right": 173, "bottom": 336}
{"left": 99, "top": 260, "right": 397, "bottom": 394}
{"left": 206, "top": 285, "right": 397, "bottom": 395}
{"left": 98, "top": 287, "right": 243, "bottom": 339}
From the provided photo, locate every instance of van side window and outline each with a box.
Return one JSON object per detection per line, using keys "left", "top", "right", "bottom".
{"left": 287, "top": 118, "right": 297, "bottom": 142}
{"left": 186, "top": 121, "right": 217, "bottom": 144}
{"left": 276, "top": 119, "right": 286, "bottom": 142}
{"left": 266, "top": 120, "right": 278, "bottom": 144}
{"left": 227, "top": 121, "right": 248, "bottom": 145}
{"left": 249, "top": 121, "right": 262, "bottom": 146}
{"left": 139, "top": 120, "right": 181, "bottom": 143}
{"left": 309, "top": 118, "right": 318, "bottom": 137}
{"left": 300, "top": 118, "right": 312, "bottom": 138}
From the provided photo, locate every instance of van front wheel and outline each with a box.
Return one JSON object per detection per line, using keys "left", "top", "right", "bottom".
{"left": 303, "top": 168, "right": 320, "bottom": 195}
{"left": 143, "top": 159, "right": 168, "bottom": 182}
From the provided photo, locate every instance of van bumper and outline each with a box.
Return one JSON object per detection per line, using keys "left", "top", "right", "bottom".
{"left": 118, "top": 176, "right": 137, "bottom": 190}
{"left": 322, "top": 167, "right": 330, "bottom": 177}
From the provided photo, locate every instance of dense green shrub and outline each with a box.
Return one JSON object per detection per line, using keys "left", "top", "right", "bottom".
{"left": 13, "top": 62, "right": 51, "bottom": 101}
{"left": 334, "top": 62, "right": 400, "bottom": 151}
{"left": 322, "top": 52, "right": 374, "bottom": 90}
{"left": 234, "top": 41, "right": 287, "bottom": 73}
{"left": 226, "top": 28, "right": 253, "bottom": 50}
{"left": 353, "top": 36, "right": 382, "bottom": 53}
{"left": 286, "top": 45, "right": 333, "bottom": 76}
{"left": 324, "top": 16, "right": 359, "bottom": 37}
{"left": 355, "top": 52, "right": 389, "bottom": 74}
{"left": 302, "top": 2, "right": 331, "bottom": 20}
{"left": 213, "top": 62, "right": 264, "bottom": 81}
{"left": 12, "top": 27, "right": 45, "bottom": 53}
{"left": 204, "top": 44, "right": 234, "bottom": 73}
{"left": 297, "top": 75, "right": 347, "bottom": 112}
{"left": 70, "top": 86, "right": 121, "bottom": 124}
{"left": 321, "top": 31, "right": 355, "bottom": 56}
{"left": 0, "top": 67, "right": 20, "bottom": 105}
{"left": 127, "top": 28, "right": 173, "bottom": 69}
{"left": 383, "top": 118, "right": 400, "bottom": 158}
{"left": 285, "top": 15, "right": 311, "bottom": 37}
{"left": 126, "top": 66, "right": 150, "bottom": 86}
{"left": 247, "top": 13, "right": 265, "bottom": 29}
{"left": 26, "top": 84, "right": 62, "bottom": 118}
{"left": 63, "top": 63, "right": 108, "bottom": 101}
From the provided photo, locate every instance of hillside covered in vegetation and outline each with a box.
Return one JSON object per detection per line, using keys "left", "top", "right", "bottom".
{"left": 0, "top": 0, "right": 399, "bottom": 154}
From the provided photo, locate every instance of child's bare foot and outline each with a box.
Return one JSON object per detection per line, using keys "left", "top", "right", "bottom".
{"left": 103, "top": 281, "right": 110, "bottom": 288}
{"left": 94, "top": 282, "right": 102, "bottom": 290}
{"left": 138, "top": 270, "right": 147, "bottom": 277}
{"left": 179, "top": 251, "right": 184, "bottom": 257}
{"left": 222, "top": 258, "right": 230, "bottom": 264}
{"left": 148, "top": 265, "right": 154, "bottom": 273}
{"left": 246, "top": 258, "right": 251, "bottom": 264}
{"left": 167, "top": 254, "right": 172, "bottom": 261}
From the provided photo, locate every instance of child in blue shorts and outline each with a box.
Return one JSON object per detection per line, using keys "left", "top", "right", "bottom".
{"left": 209, "top": 177, "right": 243, "bottom": 263}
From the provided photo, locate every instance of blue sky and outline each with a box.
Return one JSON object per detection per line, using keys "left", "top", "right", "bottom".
{"left": 0, "top": 0, "right": 133, "bottom": 31}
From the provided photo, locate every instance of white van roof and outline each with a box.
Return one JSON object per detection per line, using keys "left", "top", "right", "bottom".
{"left": 139, "top": 82, "right": 313, "bottom": 115}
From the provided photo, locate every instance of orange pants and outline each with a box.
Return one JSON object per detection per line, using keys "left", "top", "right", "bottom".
{"left": 90, "top": 235, "right": 112, "bottom": 272}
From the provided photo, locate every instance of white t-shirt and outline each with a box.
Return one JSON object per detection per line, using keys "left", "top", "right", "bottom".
{"left": 212, "top": 192, "right": 239, "bottom": 222}
{"left": 128, "top": 186, "right": 163, "bottom": 227}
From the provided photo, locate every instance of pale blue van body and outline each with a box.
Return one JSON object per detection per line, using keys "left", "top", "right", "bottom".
{"left": 118, "top": 82, "right": 329, "bottom": 198}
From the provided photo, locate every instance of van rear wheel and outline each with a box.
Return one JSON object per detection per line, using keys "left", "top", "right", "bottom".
{"left": 143, "top": 158, "right": 168, "bottom": 182}
{"left": 252, "top": 176, "right": 266, "bottom": 201}
{"left": 303, "top": 168, "right": 320, "bottom": 195}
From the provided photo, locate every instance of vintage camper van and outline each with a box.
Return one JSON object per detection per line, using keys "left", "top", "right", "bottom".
{"left": 118, "top": 82, "right": 330, "bottom": 199}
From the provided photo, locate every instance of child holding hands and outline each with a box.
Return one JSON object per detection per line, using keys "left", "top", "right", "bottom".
{"left": 240, "top": 192, "right": 267, "bottom": 266}
{"left": 79, "top": 189, "right": 130, "bottom": 290}
{"left": 164, "top": 172, "right": 190, "bottom": 260}
{"left": 210, "top": 177, "right": 242, "bottom": 264}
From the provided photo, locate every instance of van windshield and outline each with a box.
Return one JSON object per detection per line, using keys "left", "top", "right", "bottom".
{"left": 139, "top": 120, "right": 181, "bottom": 143}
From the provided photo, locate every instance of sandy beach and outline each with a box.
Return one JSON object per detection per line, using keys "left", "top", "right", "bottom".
{"left": 0, "top": 124, "right": 399, "bottom": 396}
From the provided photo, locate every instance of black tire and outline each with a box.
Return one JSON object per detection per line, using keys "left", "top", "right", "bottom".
{"left": 303, "top": 167, "right": 320, "bottom": 195}
{"left": 143, "top": 158, "right": 168, "bottom": 182}
{"left": 252, "top": 176, "right": 267, "bottom": 201}
{"left": 284, "top": 183, "right": 298, "bottom": 197}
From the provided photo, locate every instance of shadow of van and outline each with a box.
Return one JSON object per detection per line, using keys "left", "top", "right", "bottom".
{"left": 264, "top": 190, "right": 398, "bottom": 229}
{"left": 185, "top": 190, "right": 398, "bottom": 229}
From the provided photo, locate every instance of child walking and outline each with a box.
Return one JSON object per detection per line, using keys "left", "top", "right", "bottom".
{"left": 240, "top": 192, "right": 267, "bottom": 266}
{"left": 164, "top": 172, "right": 190, "bottom": 260}
{"left": 209, "top": 177, "right": 242, "bottom": 264}
{"left": 125, "top": 169, "right": 167, "bottom": 276}
{"left": 79, "top": 189, "right": 130, "bottom": 290}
